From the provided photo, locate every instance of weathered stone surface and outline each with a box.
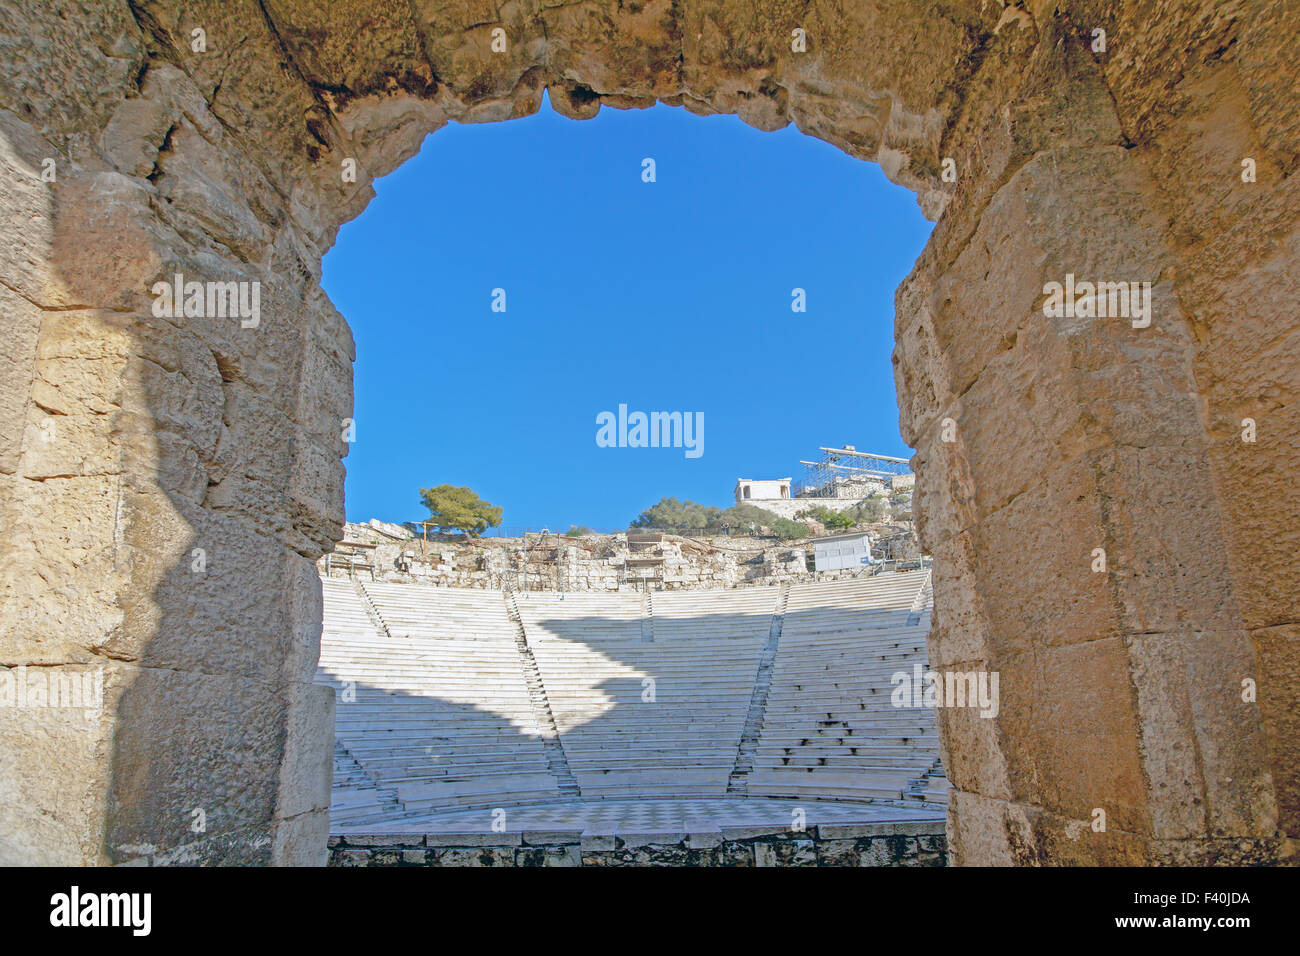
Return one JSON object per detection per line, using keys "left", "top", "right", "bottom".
{"left": 754, "top": 838, "right": 816, "bottom": 867}
{"left": 328, "top": 848, "right": 370, "bottom": 867}
{"left": 0, "top": 0, "right": 1294, "bottom": 867}
{"left": 579, "top": 833, "right": 617, "bottom": 852}
{"left": 430, "top": 846, "right": 514, "bottom": 867}
{"left": 328, "top": 523, "right": 849, "bottom": 591}
{"left": 521, "top": 829, "right": 584, "bottom": 846}
{"left": 336, "top": 833, "right": 425, "bottom": 848}
{"left": 329, "top": 831, "right": 945, "bottom": 867}
{"left": 424, "top": 831, "right": 520, "bottom": 848}
{"left": 515, "top": 844, "right": 582, "bottom": 867}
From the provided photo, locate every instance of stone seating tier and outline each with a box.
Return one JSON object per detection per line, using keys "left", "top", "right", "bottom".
{"left": 317, "top": 572, "right": 945, "bottom": 823}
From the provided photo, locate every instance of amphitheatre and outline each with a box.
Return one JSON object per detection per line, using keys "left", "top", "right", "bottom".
{"left": 320, "top": 526, "right": 949, "bottom": 866}
{"left": 0, "top": 0, "right": 1297, "bottom": 869}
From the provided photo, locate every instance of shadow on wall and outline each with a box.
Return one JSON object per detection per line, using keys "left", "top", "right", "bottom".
{"left": 96, "top": 225, "right": 344, "bottom": 863}
{"left": 8, "top": 112, "right": 349, "bottom": 863}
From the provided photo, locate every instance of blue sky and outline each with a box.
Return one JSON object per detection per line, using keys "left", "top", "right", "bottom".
{"left": 323, "top": 94, "right": 933, "bottom": 532}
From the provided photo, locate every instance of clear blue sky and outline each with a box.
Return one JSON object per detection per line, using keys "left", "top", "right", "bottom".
{"left": 323, "top": 94, "right": 933, "bottom": 532}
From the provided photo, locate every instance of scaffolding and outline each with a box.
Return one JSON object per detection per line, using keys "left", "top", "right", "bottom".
{"left": 791, "top": 446, "right": 912, "bottom": 500}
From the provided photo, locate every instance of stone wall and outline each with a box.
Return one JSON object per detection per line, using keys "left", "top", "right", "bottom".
{"left": 0, "top": 1, "right": 1294, "bottom": 865}
{"left": 329, "top": 821, "right": 947, "bottom": 868}
{"left": 326, "top": 526, "right": 835, "bottom": 590}
{"left": 741, "top": 495, "right": 863, "bottom": 520}
{"left": 325, "top": 524, "right": 921, "bottom": 590}
{"left": 892, "top": 3, "right": 1297, "bottom": 865}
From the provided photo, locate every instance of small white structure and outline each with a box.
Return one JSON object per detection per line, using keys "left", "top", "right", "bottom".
{"left": 811, "top": 531, "right": 874, "bottom": 572}
{"left": 735, "top": 478, "right": 792, "bottom": 504}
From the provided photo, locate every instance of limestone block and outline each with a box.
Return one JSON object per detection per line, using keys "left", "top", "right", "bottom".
{"left": 515, "top": 845, "right": 581, "bottom": 867}
{"left": 999, "top": 639, "right": 1147, "bottom": 833}
{"left": 967, "top": 460, "right": 1121, "bottom": 654}
{"left": 1094, "top": 446, "right": 1242, "bottom": 636}
{"left": 0, "top": 474, "right": 129, "bottom": 663}
{"left": 116, "top": 499, "right": 323, "bottom": 681}
{"left": 1206, "top": 417, "right": 1300, "bottom": 631}
{"left": 758, "top": 838, "right": 817, "bottom": 867}
{"left": 859, "top": 837, "right": 910, "bottom": 867}
{"left": 1128, "top": 630, "right": 1276, "bottom": 840}
{"left": 934, "top": 699, "right": 1014, "bottom": 803}
{"left": 271, "top": 808, "right": 330, "bottom": 866}
{"left": 0, "top": 663, "right": 115, "bottom": 865}
{"left": 0, "top": 108, "right": 56, "bottom": 305}
{"left": 814, "top": 839, "right": 860, "bottom": 867}
{"left": 926, "top": 539, "right": 989, "bottom": 662}
{"left": 715, "top": 842, "right": 754, "bottom": 867}
{"left": 274, "top": 681, "right": 334, "bottom": 820}
{"left": 0, "top": 284, "right": 41, "bottom": 476}
{"left": 50, "top": 169, "right": 168, "bottom": 312}
{"left": 1250, "top": 625, "right": 1300, "bottom": 839}
{"left": 425, "top": 832, "right": 520, "bottom": 847}
{"left": 103, "top": 664, "right": 309, "bottom": 864}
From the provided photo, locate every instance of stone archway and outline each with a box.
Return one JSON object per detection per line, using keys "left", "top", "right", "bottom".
{"left": 0, "top": 1, "right": 1294, "bottom": 865}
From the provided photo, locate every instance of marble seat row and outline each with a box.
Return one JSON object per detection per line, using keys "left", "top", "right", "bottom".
{"left": 517, "top": 587, "right": 777, "bottom": 798}
{"left": 317, "top": 578, "right": 563, "bottom": 813}
{"left": 747, "top": 575, "right": 941, "bottom": 804}
{"left": 318, "top": 570, "right": 945, "bottom": 826}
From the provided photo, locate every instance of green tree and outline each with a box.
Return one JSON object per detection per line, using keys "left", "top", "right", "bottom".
{"left": 564, "top": 525, "right": 592, "bottom": 538}
{"left": 418, "top": 484, "right": 503, "bottom": 537}
{"left": 632, "top": 497, "right": 811, "bottom": 541}
{"left": 721, "top": 504, "right": 809, "bottom": 540}
{"left": 796, "top": 505, "right": 856, "bottom": 530}
{"left": 630, "top": 497, "right": 719, "bottom": 531}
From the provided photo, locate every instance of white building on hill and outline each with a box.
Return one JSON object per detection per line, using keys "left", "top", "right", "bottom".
{"left": 736, "top": 446, "right": 913, "bottom": 520}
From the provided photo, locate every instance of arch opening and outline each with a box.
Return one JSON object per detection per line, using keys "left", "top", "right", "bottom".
{"left": 314, "top": 92, "right": 941, "bottom": 844}
{"left": 0, "top": 1, "right": 1292, "bottom": 868}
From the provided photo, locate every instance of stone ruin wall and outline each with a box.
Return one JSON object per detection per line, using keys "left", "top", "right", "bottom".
{"left": 0, "top": 1, "right": 1296, "bottom": 865}
{"left": 328, "top": 820, "right": 947, "bottom": 868}
{"left": 738, "top": 492, "right": 909, "bottom": 522}
{"left": 325, "top": 523, "right": 910, "bottom": 591}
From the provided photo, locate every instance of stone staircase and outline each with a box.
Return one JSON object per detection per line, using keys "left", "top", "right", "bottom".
{"left": 906, "top": 758, "right": 950, "bottom": 806}
{"left": 727, "top": 582, "right": 790, "bottom": 794}
{"left": 353, "top": 579, "right": 395, "bottom": 640}
{"left": 906, "top": 570, "right": 933, "bottom": 626}
{"left": 326, "top": 581, "right": 567, "bottom": 812}
{"left": 640, "top": 589, "right": 655, "bottom": 643}
{"left": 331, "top": 741, "right": 402, "bottom": 827}
{"left": 742, "top": 573, "right": 945, "bottom": 804}
{"left": 503, "top": 587, "right": 581, "bottom": 800}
